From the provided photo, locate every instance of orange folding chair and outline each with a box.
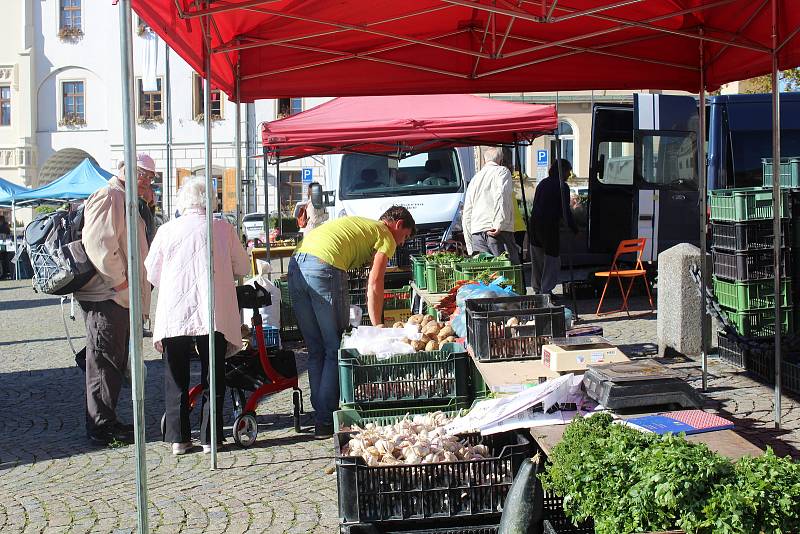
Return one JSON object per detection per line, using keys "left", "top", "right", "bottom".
{"left": 594, "top": 238, "right": 654, "bottom": 316}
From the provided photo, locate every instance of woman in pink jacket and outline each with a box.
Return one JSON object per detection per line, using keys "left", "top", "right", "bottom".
{"left": 145, "top": 177, "right": 249, "bottom": 455}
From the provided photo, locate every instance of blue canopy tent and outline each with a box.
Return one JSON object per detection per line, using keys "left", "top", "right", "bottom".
{"left": 15, "top": 158, "right": 112, "bottom": 202}
{"left": 0, "top": 176, "right": 28, "bottom": 206}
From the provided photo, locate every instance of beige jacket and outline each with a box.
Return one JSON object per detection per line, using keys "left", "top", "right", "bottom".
{"left": 74, "top": 176, "right": 151, "bottom": 310}
{"left": 462, "top": 161, "right": 515, "bottom": 254}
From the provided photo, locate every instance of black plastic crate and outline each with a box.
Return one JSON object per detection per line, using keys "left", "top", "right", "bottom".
{"left": 465, "top": 296, "right": 566, "bottom": 361}
{"left": 391, "top": 231, "right": 445, "bottom": 268}
{"left": 341, "top": 519, "right": 499, "bottom": 534}
{"left": 716, "top": 330, "right": 749, "bottom": 369}
{"left": 543, "top": 519, "right": 595, "bottom": 534}
{"left": 711, "top": 248, "right": 791, "bottom": 281}
{"left": 336, "top": 429, "right": 532, "bottom": 524}
{"left": 710, "top": 220, "right": 790, "bottom": 252}
{"left": 745, "top": 349, "right": 800, "bottom": 395}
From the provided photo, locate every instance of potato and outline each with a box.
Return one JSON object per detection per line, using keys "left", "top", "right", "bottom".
{"left": 376, "top": 324, "right": 384, "bottom": 328}
{"left": 444, "top": 336, "right": 456, "bottom": 343}
{"left": 421, "top": 314, "right": 435, "bottom": 326}
{"left": 423, "top": 323, "right": 441, "bottom": 336}
{"left": 437, "top": 325, "right": 455, "bottom": 341}
{"left": 409, "top": 314, "right": 424, "bottom": 325}
{"left": 506, "top": 317, "right": 520, "bottom": 327}
{"left": 420, "top": 334, "right": 432, "bottom": 343}
{"left": 411, "top": 340, "right": 427, "bottom": 352}
{"left": 392, "top": 321, "right": 404, "bottom": 329}
{"left": 401, "top": 337, "right": 411, "bottom": 345}
{"left": 425, "top": 340, "right": 439, "bottom": 352}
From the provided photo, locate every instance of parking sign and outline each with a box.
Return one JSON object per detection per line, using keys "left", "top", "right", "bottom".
{"left": 301, "top": 168, "right": 313, "bottom": 183}
{"left": 536, "top": 149, "right": 549, "bottom": 167}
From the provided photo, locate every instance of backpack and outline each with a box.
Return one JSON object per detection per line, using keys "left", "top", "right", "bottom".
{"left": 296, "top": 203, "right": 309, "bottom": 229}
{"left": 23, "top": 206, "right": 96, "bottom": 295}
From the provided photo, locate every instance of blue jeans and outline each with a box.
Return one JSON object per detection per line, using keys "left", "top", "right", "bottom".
{"left": 288, "top": 254, "right": 349, "bottom": 426}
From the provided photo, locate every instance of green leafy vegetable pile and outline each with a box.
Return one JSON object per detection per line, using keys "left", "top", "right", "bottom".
{"left": 539, "top": 414, "right": 800, "bottom": 534}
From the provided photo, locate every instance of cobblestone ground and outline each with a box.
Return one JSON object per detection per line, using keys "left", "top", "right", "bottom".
{"left": 1, "top": 280, "right": 798, "bottom": 533}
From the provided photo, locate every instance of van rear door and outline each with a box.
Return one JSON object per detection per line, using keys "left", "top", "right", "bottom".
{"left": 634, "top": 94, "right": 700, "bottom": 260}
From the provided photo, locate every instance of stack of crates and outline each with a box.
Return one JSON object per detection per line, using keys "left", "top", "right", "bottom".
{"left": 709, "top": 185, "right": 793, "bottom": 369}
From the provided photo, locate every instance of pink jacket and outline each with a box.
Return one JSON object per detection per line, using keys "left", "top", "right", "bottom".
{"left": 144, "top": 210, "right": 250, "bottom": 357}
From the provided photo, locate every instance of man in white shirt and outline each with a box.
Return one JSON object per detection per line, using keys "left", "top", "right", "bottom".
{"left": 461, "top": 147, "right": 519, "bottom": 264}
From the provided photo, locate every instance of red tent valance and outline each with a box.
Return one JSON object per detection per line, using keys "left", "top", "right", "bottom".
{"left": 261, "top": 94, "right": 557, "bottom": 159}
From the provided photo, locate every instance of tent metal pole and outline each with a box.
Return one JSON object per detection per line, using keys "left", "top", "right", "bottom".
{"left": 234, "top": 63, "right": 242, "bottom": 236}
{"left": 165, "top": 45, "right": 173, "bottom": 219}
{"left": 263, "top": 147, "right": 271, "bottom": 261}
{"left": 117, "top": 1, "right": 148, "bottom": 532}
{"left": 12, "top": 199, "right": 18, "bottom": 279}
{"left": 202, "top": 7, "right": 220, "bottom": 467}
{"left": 276, "top": 157, "right": 282, "bottom": 237}
{"left": 771, "top": 0, "right": 782, "bottom": 430}
{"left": 698, "top": 42, "right": 709, "bottom": 392}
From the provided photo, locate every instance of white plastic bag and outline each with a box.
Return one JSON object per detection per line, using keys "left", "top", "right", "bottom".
{"left": 241, "top": 260, "right": 282, "bottom": 329}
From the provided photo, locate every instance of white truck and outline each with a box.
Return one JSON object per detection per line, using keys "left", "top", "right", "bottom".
{"left": 323, "top": 147, "right": 476, "bottom": 241}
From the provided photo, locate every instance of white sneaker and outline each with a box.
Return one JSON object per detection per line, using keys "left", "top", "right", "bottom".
{"left": 172, "top": 442, "right": 192, "bottom": 455}
{"left": 202, "top": 443, "right": 223, "bottom": 454}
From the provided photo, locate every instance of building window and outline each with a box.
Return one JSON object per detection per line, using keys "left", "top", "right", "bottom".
{"left": 277, "top": 98, "right": 302, "bottom": 118}
{"left": 60, "top": 81, "right": 85, "bottom": 126}
{"left": 193, "top": 74, "right": 223, "bottom": 122}
{"left": 137, "top": 79, "right": 163, "bottom": 123}
{"left": 549, "top": 120, "right": 575, "bottom": 168}
{"left": 0, "top": 86, "right": 10, "bottom": 126}
{"left": 279, "top": 170, "right": 303, "bottom": 213}
{"left": 59, "top": 0, "right": 83, "bottom": 38}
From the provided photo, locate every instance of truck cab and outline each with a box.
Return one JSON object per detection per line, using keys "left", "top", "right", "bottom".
{"left": 324, "top": 147, "right": 475, "bottom": 236}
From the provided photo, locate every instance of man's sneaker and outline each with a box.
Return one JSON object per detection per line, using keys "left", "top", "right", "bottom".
{"left": 202, "top": 442, "right": 224, "bottom": 454}
{"left": 172, "top": 442, "right": 192, "bottom": 455}
{"left": 314, "top": 423, "right": 334, "bottom": 440}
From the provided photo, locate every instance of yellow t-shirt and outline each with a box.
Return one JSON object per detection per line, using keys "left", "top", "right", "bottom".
{"left": 297, "top": 216, "right": 397, "bottom": 271}
{"left": 513, "top": 199, "right": 526, "bottom": 232}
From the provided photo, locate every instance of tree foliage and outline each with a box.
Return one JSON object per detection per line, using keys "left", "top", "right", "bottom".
{"left": 742, "top": 68, "right": 800, "bottom": 93}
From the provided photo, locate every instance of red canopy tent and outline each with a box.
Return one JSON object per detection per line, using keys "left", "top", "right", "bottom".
{"left": 261, "top": 94, "right": 557, "bottom": 160}
{"left": 133, "top": 0, "right": 799, "bottom": 101}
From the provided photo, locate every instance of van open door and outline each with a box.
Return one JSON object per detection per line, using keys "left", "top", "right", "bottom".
{"left": 588, "top": 104, "right": 635, "bottom": 254}
{"left": 634, "top": 94, "right": 700, "bottom": 260}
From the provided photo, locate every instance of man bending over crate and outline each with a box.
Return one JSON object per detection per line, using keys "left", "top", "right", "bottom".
{"left": 288, "top": 206, "right": 416, "bottom": 438}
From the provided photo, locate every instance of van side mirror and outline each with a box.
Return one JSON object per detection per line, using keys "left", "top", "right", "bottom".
{"left": 322, "top": 190, "right": 335, "bottom": 207}
{"left": 310, "top": 183, "right": 324, "bottom": 209}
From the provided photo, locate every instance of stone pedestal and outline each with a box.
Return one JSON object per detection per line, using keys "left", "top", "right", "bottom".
{"left": 657, "top": 243, "right": 705, "bottom": 357}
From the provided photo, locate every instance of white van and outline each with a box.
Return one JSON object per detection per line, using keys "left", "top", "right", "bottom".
{"left": 324, "top": 147, "right": 475, "bottom": 237}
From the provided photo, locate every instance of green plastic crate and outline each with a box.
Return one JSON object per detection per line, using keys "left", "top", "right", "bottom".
{"left": 723, "top": 307, "right": 792, "bottom": 337}
{"left": 709, "top": 187, "right": 790, "bottom": 222}
{"left": 411, "top": 255, "right": 428, "bottom": 289}
{"left": 333, "top": 401, "right": 467, "bottom": 432}
{"left": 456, "top": 263, "right": 525, "bottom": 295}
{"left": 713, "top": 277, "right": 791, "bottom": 310}
{"left": 338, "top": 343, "right": 470, "bottom": 409}
{"left": 384, "top": 285, "right": 411, "bottom": 310}
{"left": 762, "top": 157, "right": 800, "bottom": 187}
{"left": 425, "top": 261, "right": 460, "bottom": 293}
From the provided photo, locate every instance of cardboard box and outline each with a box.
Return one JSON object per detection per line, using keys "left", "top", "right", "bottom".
{"left": 541, "top": 337, "right": 629, "bottom": 372}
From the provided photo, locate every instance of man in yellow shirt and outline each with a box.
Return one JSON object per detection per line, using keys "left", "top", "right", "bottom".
{"left": 288, "top": 205, "right": 415, "bottom": 438}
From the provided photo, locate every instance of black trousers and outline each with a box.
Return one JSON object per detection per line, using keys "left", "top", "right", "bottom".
{"left": 162, "top": 333, "right": 226, "bottom": 444}
{"left": 79, "top": 299, "right": 130, "bottom": 434}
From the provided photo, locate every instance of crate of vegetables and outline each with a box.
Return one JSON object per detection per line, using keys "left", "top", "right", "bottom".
{"left": 338, "top": 342, "right": 470, "bottom": 409}
{"left": 466, "top": 295, "right": 565, "bottom": 361}
{"left": 336, "top": 410, "right": 533, "bottom": 524}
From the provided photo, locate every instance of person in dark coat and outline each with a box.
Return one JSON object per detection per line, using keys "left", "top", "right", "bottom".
{"left": 530, "top": 159, "right": 578, "bottom": 295}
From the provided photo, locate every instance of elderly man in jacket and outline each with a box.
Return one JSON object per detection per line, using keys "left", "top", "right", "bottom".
{"left": 75, "top": 153, "right": 153, "bottom": 446}
{"left": 462, "top": 147, "right": 520, "bottom": 264}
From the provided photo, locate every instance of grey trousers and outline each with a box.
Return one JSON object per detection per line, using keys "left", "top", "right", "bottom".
{"left": 471, "top": 230, "right": 521, "bottom": 265}
{"left": 531, "top": 245, "right": 561, "bottom": 294}
{"left": 79, "top": 299, "right": 130, "bottom": 433}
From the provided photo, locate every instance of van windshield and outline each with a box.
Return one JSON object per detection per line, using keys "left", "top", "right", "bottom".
{"left": 339, "top": 149, "right": 462, "bottom": 199}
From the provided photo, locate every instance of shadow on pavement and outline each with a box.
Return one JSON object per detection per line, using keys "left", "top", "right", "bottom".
{"left": 0, "top": 335, "right": 71, "bottom": 347}
{"left": 0, "top": 297, "right": 63, "bottom": 312}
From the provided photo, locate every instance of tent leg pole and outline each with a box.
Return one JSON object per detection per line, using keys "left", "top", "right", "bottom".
{"left": 12, "top": 199, "right": 18, "bottom": 279}
{"left": 263, "top": 147, "right": 271, "bottom": 262}
{"left": 118, "top": 1, "right": 148, "bottom": 532}
{"left": 514, "top": 142, "right": 534, "bottom": 292}
{"left": 234, "top": 65, "right": 242, "bottom": 240}
{"left": 699, "top": 54, "right": 709, "bottom": 393}
{"left": 165, "top": 45, "right": 173, "bottom": 219}
{"left": 202, "top": 8, "right": 219, "bottom": 468}
{"left": 771, "top": 0, "right": 782, "bottom": 430}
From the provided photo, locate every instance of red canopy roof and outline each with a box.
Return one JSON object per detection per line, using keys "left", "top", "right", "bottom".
{"left": 132, "top": 0, "right": 799, "bottom": 101}
{"left": 261, "top": 94, "right": 557, "bottom": 159}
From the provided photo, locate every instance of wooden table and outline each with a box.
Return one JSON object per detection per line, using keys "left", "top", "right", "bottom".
{"left": 471, "top": 353, "right": 560, "bottom": 393}
{"left": 409, "top": 281, "right": 448, "bottom": 315}
{"left": 250, "top": 245, "right": 296, "bottom": 275}
{"left": 530, "top": 419, "right": 764, "bottom": 461}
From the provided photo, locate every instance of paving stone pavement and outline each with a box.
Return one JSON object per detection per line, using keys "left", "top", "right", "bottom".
{"left": 1, "top": 281, "right": 798, "bottom": 533}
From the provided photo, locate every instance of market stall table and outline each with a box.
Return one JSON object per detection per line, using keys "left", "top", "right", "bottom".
{"left": 409, "top": 281, "right": 448, "bottom": 316}
{"left": 249, "top": 245, "right": 296, "bottom": 275}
